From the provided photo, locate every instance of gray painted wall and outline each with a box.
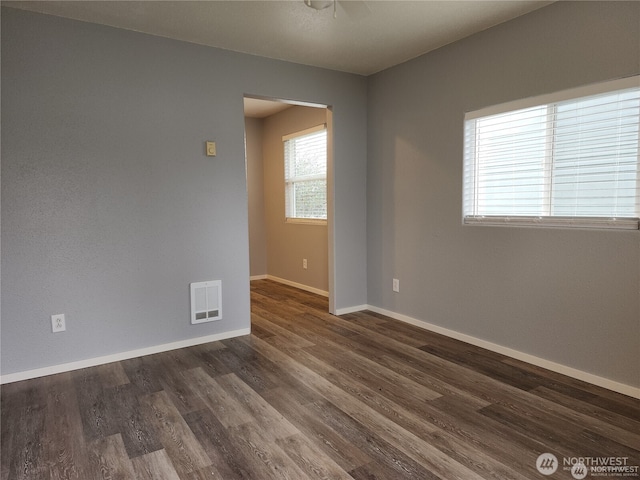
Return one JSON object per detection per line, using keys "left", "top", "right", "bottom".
{"left": 245, "top": 117, "right": 267, "bottom": 277}
{"left": 262, "top": 106, "right": 329, "bottom": 292}
{"left": 1, "top": 8, "right": 367, "bottom": 375}
{"left": 367, "top": 1, "right": 640, "bottom": 387}
{"left": 3, "top": 2, "right": 637, "bottom": 389}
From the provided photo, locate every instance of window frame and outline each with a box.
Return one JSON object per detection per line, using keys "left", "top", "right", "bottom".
{"left": 463, "top": 76, "right": 640, "bottom": 230}
{"left": 283, "top": 124, "right": 328, "bottom": 225}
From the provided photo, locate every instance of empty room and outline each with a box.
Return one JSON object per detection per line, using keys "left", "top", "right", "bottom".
{"left": 1, "top": 1, "right": 639, "bottom": 479}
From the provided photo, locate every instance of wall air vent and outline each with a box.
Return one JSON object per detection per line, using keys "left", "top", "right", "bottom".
{"left": 190, "top": 280, "right": 222, "bottom": 324}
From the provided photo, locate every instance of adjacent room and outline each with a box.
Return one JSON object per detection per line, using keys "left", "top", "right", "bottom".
{"left": 244, "top": 98, "right": 331, "bottom": 298}
{"left": 2, "top": 1, "right": 639, "bottom": 478}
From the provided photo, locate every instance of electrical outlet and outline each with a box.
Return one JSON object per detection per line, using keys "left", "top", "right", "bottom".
{"left": 51, "top": 314, "right": 66, "bottom": 333}
{"left": 392, "top": 278, "right": 400, "bottom": 293}
{"left": 303, "top": 258, "right": 308, "bottom": 269}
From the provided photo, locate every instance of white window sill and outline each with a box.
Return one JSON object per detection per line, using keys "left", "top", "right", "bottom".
{"left": 463, "top": 216, "right": 640, "bottom": 231}
{"left": 286, "top": 217, "right": 327, "bottom": 226}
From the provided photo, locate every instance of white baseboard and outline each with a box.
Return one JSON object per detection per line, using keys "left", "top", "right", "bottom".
{"left": 336, "top": 304, "right": 369, "bottom": 315}
{"left": 262, "top": 275, "right": 329, "bottom": 297}
{"left": 339, "top": 304, "right": 640, "bottom": 399}
{"left": 6, "top": 301, "right": 637, "bottom": 399}
{"left": 250, "top": 274, "right": 268, "bottom": 281}
{"left": 0, "top": 328, "right": 251, "bottom": 385}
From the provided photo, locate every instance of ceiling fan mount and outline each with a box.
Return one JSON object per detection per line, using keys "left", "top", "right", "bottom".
{"left": 304, "top": 0, "right": 334, "bottom": 10}
{"left": 304, "top": 0, "right": 370, "bottom": 20}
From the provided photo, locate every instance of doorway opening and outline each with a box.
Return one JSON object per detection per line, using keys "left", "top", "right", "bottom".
{"left": 243, "top": 95, "right": 334, "bottom": 313}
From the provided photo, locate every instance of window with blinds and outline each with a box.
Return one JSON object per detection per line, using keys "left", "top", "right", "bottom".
{"left": 283, "top": 125, "right": 327, "bottom": 223}
{"left": 463, "top": 76, "right": 640, "bottom": 230}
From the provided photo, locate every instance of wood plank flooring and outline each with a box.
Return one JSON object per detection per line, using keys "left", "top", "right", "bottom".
{"left": 2, "top": 279, "right": 639, "bottom": 479}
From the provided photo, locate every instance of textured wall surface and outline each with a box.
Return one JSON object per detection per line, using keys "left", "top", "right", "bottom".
{"left": 4, "top": 2, "right": 638, "bottom": 390}
{"left": 1, "top": 8, "right": 367, "bottom": 375}
{"left": 245, "top": 117, "right": 267, "bottom": 278}
{"left": 367, "top": 1, "right": 640, "bottom": 387}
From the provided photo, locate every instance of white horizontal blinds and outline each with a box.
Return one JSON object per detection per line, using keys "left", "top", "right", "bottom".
{"left": 283, "top": 125, "right": 327, "bottom": 220}
{"left": 463, "top": 76, "right": 640, "bottom": 229}
{"left": 552, "top": 90, "right": 639, "bottom": 217}
{"left": 466, "top": 106, "right": 549, "bottom": 216}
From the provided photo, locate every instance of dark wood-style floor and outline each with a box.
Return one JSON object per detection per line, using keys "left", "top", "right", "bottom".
{"left": 2, "top": 279, "right": 639, "bottom": 479}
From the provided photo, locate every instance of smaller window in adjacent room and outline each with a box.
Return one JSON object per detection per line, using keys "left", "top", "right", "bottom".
{"left": 463, "top": 76, "right": 640, "bottom": 230}
{"left": 283, "top": 124, "right": 327, "bottom": 223}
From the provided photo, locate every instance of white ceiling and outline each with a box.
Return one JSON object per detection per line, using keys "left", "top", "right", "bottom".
{"left": 244, "top": 98, "right": 295, "bottom": 118}
{"left": 4, "top": 0, "right": 553, "bottom": 76}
